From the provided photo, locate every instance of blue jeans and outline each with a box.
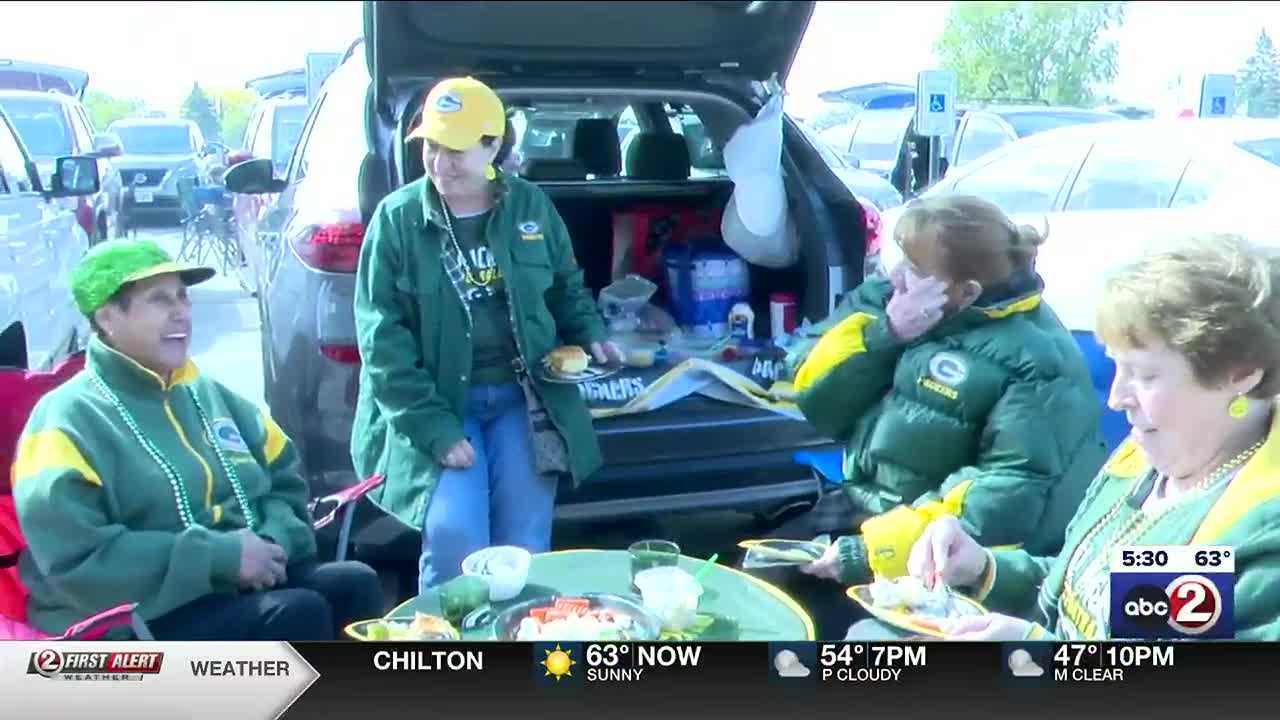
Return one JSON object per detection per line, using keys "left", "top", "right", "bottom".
{"left": 419, "top": 383, "right": 557, "bottom": 592}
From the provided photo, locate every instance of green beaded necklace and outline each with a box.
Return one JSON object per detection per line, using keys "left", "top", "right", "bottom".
{"left": 90, "top": 373, "right": 258, "bottom": 530}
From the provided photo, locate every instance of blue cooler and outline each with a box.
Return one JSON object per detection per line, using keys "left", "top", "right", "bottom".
{"left": 664, "top": 244, "right": 750, "bottom": 337}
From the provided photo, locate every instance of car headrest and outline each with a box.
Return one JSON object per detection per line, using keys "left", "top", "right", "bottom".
{"left": 626, "top": 133, "right": 690, "bottom": 180}
{"left": 520, "top": 158, "right": 588, "bottom": 181}
{"left": 572, "top": 118, "right": 621, "bottom": 177}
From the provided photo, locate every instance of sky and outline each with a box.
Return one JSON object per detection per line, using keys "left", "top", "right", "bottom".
{"left": 3, "top": 1, "right": 1280, "bottom": 115}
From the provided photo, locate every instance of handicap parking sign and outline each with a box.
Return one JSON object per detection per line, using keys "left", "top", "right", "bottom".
{"left": 929, "top": 93, "right": 946, "bottom": 113}
{"left": 1211, "top": 96, "right": 1226, "bottom": 115}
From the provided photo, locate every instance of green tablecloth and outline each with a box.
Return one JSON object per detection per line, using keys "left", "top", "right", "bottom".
{"left": 385, "top": 549, "right": 815, "bottom": 641}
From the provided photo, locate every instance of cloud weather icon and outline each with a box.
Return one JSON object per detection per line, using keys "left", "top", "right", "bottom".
{"left": 774, "top": 650, "right": 811, "bottom": 678}
{"left": 1008, "top": 649, "right": 1044, "bottom": 677}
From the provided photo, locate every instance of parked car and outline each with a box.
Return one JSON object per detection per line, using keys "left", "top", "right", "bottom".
{"left": 0, "top": 106, "right": 101, "bottom": 371}
{"left": 795, "top": 120, "right": 902, "bottom": 211}
{"left": 107, "top": 117, "right": 215, "bottom": 223}
{"left": 0, "top": 65, "right": 124, "bottom": 243}
{"left": 877, "top": 118, "right": 1280, "bottom": 449}
{"left": 243, "top": 70, "right": 310, "bottom": 177}
{"left": 949, "top": 105, "right": 1123, "bottom": 168}
{"left": 822, "top": 104, "right": 1124, "bottom": 197}
{"left": 225, "top": 0, "right": 876, "bottom": 554}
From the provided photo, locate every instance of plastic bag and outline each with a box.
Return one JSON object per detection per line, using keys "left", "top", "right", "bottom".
{"left": 721, "top": 93, "right": 799, "bottom": 268}
{"left": 738, "top": 538, "right": 829, "bottom": 569}
{"left": 599, "top": 275, "right": 658, "bottom": 333}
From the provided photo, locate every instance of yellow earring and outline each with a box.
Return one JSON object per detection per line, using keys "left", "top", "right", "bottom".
{"left": 485, "top": 164, "right": 497, "bottom": 181}
{"left": 1229, "top": 394, "right": 1249, "bottom": 419}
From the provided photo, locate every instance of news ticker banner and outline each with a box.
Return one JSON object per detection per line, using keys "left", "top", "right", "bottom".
{"left": 5, "top": 640, "right": 1280, "bottom": 719}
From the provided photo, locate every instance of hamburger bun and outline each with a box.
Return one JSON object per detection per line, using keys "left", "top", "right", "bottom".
{"left": 544, "top": 346, "right": 591, "bottom": 374}
{"left": 625, "top": 348, "right": 656, "bottom": 368}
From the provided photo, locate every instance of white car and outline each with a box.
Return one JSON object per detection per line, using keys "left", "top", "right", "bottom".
{"left": 877, "top": 118, "right": 1280, "bottom": 448}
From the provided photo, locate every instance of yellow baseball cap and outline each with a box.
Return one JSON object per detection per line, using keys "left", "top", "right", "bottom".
{"left": 407, "top": 77, "right": 506, "bottom": 150}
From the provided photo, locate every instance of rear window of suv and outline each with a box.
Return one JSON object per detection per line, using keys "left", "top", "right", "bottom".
{"left": 111, "top": 124, "right": 194, "bottom": 155}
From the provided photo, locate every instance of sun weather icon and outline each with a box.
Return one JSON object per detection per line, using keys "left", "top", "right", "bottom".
{"left": 542, "top": 644, "right": 576, "bottom": 682}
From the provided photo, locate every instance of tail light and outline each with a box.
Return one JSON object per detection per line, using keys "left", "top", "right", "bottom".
{"left": 858, "top": 199, "right": 884, "bottom": 279}
{"left": 293, "top": 221, "right": 364, "bottom": 273}
{"left": 320, "top": 344, "right": 361, "bottom": 365}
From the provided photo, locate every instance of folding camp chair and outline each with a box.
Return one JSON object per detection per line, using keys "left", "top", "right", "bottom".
{"left": 0, "top": 352, "right": 384, "bottom": 640}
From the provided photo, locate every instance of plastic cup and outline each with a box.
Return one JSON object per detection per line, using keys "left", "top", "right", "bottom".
{"left": 634, "top": 566, "right": 704, "bottom": 632}
{"left": 629, "top": 540, "right": 680, "bottom": 589}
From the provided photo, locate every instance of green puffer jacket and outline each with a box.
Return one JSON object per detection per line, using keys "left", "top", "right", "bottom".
{"left": 351, "top": 173, "right": 607, "bottom": 532}
{"left": 787, "top": 274, "right": 1107, "bottom": 580}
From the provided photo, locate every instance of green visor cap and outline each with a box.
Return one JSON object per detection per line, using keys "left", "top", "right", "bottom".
{"left": 71, "top": 239, "right": 217, "bottom": 316}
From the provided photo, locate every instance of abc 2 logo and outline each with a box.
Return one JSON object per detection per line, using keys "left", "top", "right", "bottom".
{"left": 1109, "top": 572, "right": 1233, "bottom": 639}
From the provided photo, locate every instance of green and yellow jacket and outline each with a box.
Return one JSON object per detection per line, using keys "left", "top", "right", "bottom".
{"left": 976, "top": 410, "right": 1280, "bottom": 640}
{"left": 351, "top": 173, "right": 606, "bottom": 531}
{"left": 788, "top": 274, "right": 1107, "bottom": 581}
{"left": 13, "top": 338, "right": 316, "bottom": 635}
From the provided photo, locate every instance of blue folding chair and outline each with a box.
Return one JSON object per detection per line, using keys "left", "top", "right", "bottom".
{"left": 794, "top": 449, "right": 845, "bottom": 488}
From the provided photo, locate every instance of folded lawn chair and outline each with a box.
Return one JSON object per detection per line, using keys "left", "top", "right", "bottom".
{"left": 1, "top": 351, "right": 384, "bottom": 640}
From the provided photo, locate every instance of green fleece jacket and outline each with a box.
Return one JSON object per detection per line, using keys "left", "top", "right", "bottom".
{"left": 788, "top": 274, "right": 1107, "bottom": 582}
{"left": 351, "top": 173, "right": 607, "bottom": 532}
{"left": 975, "top": 413, "right": 1280, "bottom": 640}
{"left": 13, "top": 338, "right": 316, "bottom": 635}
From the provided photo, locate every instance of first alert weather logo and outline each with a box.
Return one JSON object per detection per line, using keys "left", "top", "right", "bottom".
{"left": 541, "top": 644, "right": 576, "bottom": 681}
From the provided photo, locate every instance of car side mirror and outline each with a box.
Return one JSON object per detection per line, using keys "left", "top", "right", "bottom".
{"left": 225, "top": 157, "right": 287, "bottom": 194}
{"left": 48, "top": 156, "right": 100, "bottom": 198}
{"left": 91, "top": 133, "right": 123, "bottom": 158}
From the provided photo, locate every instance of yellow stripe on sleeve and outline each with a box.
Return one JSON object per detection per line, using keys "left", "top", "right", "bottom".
{"left": 259, "top": 409, "right": 289, "bottom": 466}
{"left": 12, "top": 429, "right": 102, "bottom": 488}
{"left": 793, "top": 312, "right": 877, "bottom": 392}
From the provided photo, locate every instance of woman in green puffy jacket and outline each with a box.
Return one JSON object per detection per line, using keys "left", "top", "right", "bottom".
{"left": 765, "top": 194, "right": 1107, "bottom": 638}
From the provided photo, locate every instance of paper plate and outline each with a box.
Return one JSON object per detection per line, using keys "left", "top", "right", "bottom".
{"left": 344, "top": 615, "right": 461, "bottom": 642}
{"left": 846, "top": 584, "right": 988, "bottom": 639}
{"left": 538, "top": 361, "right": 622, "bottom": 384}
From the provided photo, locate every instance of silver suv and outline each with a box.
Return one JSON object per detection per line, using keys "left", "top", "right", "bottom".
{"left": 0, "top": 107, "right": 100, "bottom": 370}
{"left": 108, "top": 117, "right": 214, "bottom": 222}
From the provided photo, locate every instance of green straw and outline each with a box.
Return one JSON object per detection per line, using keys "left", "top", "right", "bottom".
{"left": 694, "top": 553, "right": 720, "bottom": 583}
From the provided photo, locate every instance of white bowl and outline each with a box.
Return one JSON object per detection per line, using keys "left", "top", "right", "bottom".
{"left": 634, "top": 566, "right": 704, "bottom": 631}
{"left": 462, "top": 546, "right": 532, "bottom": 602}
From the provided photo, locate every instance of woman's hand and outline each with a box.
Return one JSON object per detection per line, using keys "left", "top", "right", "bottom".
{"left": 908, "top": 516, "right": 989, "bottom": 589}
{"left": 939, "top": 613, "right": 1033, "bottom": 641}
{"left": 590, "top": 340, "right": 626, "bottom": 366}
{"left": 235, "top": 530, "right": 287, "bottom": 592}
{"left": 441, "top": 439, "right": 477, "bottom": 469}
{"left": 885, "top": 266, "right": 949, "bottom": 342}
{"left": 800, "top": 542, "right": 842, "bottom": 581}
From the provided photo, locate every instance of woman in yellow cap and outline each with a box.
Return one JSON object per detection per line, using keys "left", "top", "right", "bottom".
{"left": 352, "top": 77, "right": 622, "bottom": 591}
{"left": 12, "top": 239, "right": 385, "bottom": 640}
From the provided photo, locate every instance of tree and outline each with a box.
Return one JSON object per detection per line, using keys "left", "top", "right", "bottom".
{"left": 83, "top": 90, "right": 145, "bottom": 131}
{"left": 1239, "top": 30, "right": 1280, "bottom": 118}
{"left": 209, "top": 88, "right": 259, "bottom": 148}
{"left": 934, "top": 2, "right": 1127, "bottom": 107}
{"left": 181, "top": 82, "right": 221, "bottom": 142}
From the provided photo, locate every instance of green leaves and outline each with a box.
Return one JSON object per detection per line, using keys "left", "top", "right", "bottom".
{"left": 935, "top": 1, "right": 1128, "bottom": 106}
{"left": 1239, "top": 30, "right": 1280, "bottom": 118}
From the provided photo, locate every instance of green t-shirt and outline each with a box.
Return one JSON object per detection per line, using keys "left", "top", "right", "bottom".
{"left": 451, "top": 210, "right": 518, "bottom": 385}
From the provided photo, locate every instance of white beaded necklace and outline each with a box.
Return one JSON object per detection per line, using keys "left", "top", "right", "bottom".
{"left": 90, "top": 373, "right": 258, "bottom": 530}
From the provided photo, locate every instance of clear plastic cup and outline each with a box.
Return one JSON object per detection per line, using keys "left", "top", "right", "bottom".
{"left": 634, "top": 566, "right": 704, "bottom": 632}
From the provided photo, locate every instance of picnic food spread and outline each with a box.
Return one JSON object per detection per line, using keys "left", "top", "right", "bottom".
{"left": 514, "top": 598, "right": 639, "bottom": 641}
{"left": 364, "top": 613, "right": 460, "bottom": 641}
{"left": 868, "top": 576, "right": 979, "bottom": 619}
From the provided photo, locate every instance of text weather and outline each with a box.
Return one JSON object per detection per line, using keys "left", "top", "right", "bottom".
{"left": 818, "top": 643, "right": 925, "bottom": 683}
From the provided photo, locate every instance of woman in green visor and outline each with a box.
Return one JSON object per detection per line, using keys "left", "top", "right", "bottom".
{"left": 12, "top": 239, "right": 385, "bottom": 640}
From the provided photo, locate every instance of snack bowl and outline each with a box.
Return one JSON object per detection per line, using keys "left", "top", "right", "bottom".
{"left": 462, "top": 546, "right": 532, "bottom": 602}
{"left": 492, "top": 592, "right": 663, "bottom": 641}
{"left": 634, "top": 566, "right": 704, "bottom": 632}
